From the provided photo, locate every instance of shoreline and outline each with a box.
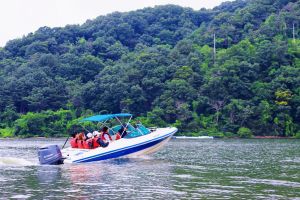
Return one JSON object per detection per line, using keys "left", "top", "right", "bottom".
{"left": 253, "top": 136, "right": 293, "bottom": 139}
{"left": 0, "top": 136, "right": 297, "bottom": 139}
{"left": 0, "top": 136, "right": 66, "bottom": 139}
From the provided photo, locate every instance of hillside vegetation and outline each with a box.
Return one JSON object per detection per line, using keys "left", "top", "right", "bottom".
{"left": 1, "top": 0, "right": 300, "bottom": 137}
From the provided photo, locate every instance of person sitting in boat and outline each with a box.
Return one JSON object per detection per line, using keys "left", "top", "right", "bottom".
{"left": 92, "top": 131, "right": 100, "bottom": 148}
{"left": 76, "top": 132, "right": 86, "bottom": 149}
{"left": 93, "top": 130, "right": 100, "bottom": 137}
{"left": 117, "top": 126, "right": 128, "bottom": 139}
{"left": 101, "top": 126, "right": 112, "bottom": 143}
{"left": 70, "top": 132, "right": 78, "bottom": 148}
{"left": 83, "top": 132, "right": 94, "bottom": 149}
{"left": 115, "top": 131, "right": 121, "bottom": 140}
{"left": 91, "top": 130, "right": 108, "bottom": 148}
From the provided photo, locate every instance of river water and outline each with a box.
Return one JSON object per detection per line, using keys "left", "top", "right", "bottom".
{"left": 0, "top": 138, "right": 299, "bottom": 199}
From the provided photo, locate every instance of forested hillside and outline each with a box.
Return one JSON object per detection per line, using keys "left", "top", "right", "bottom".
{"left": 1, "top": 0, "right": 300, "bottom": 138}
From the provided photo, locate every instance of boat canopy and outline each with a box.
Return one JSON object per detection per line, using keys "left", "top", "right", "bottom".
{"left": 81, "top": 113, "right": 132, "bottom": 122}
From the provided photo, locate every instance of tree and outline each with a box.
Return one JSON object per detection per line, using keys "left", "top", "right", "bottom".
{"left": 2, "top": 1, "right": 300, "bottom": 137}
{"left": 237, "top": 127, "right": 253, "bottom": 138}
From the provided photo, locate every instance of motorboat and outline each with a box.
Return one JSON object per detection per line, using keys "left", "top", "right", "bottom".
{"left": 38, "top": 113, "right": 177, "bottom": 164}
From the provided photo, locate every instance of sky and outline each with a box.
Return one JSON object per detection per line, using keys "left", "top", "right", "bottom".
{"left": 0, "top": 0, "right": 230, "bottom": 47}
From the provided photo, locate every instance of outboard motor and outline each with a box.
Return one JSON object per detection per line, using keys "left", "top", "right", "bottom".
{"left": 38, "top": 145, "right": 64, "bottom": 165}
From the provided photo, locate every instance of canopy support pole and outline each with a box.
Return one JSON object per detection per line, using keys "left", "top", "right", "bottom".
{"left": 120, "top": 116, "right": 132, "bottom": 138}
{"left": 62, "top": 136, "right": 70, "bottom": 149}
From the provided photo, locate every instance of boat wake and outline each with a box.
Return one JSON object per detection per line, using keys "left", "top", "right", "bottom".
{"left": 0, "top": 157, "right": 36, "bottom": 166}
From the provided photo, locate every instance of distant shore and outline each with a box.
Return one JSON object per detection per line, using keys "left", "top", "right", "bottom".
{"left": 253, "top": 136, "right": 293, "bottom": 139}
{"left": 2, "top": 136, "right": 297, "bottom": 140}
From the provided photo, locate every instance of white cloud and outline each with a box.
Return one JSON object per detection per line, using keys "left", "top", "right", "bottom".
{"left": 0, "top": 0, "right": 230, "bottom": 47}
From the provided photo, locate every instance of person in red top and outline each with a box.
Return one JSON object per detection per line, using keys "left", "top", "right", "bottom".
{"left": 77, "top": 132, "right": 85, "bottom": 149}
{"left": 115, "top": 132, "right": 121, "bottom": 140}
{"left": 101, "top": 127, "right": 112, "bottom": 143}
{"left": 92, "top": 131, "right": 101, "bottom": 148}
{"left": 83, "top": 133, "right": 94, "bottom": 149}
{"left": 70, "top": 132, "right": 78, "bottom": 148}
{"left": 115, "top": 126, "right": 127, "bottom": 140}
{"left": 90, "top": 129, "right": 109, "bottom": 148}
{"left": 118, "top": 126, "right": 128, "bottom": 138}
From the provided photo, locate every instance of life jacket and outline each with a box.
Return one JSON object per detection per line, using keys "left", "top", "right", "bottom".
{"left": 70, "top": 138, "right": 78, "bottom": 148}
{"left": 101, "top": 132, "right": 112, "bottom": 142}
{"left": 97, "top": 137, "right": 109, "bottom": 148}
{"left": 115, "top": 133, "right": 121, "bottom": 140}
{"left": 92, "top": 137, "right": 100, "bottom": 148}
{"left": 77, "top": 140, "right": 84, "bottom": 149}
{"left": 83, "top": 138, "right": 93, "bottom": 149}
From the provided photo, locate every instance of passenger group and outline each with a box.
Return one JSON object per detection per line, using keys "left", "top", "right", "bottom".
{"left": 70, "top": 126, "right": 128, "bottom": 149}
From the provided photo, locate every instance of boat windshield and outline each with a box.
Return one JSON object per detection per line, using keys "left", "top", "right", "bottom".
{"left": 110, "top": 123, "right": 151, "bottom": 138}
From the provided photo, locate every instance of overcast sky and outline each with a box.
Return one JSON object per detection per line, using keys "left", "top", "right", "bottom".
{"left": 0, "top": 0, "right": 230, "bottom": 47}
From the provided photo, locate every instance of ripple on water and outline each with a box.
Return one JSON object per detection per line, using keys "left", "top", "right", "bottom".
{"left": 10, "top": 194, "right": 32, "bottom": 199}
{"left": 233, "top": 177, "right": 300, "bottom": 188}
{"left": 173, "top": 174, "right": 196, "bottom": 179}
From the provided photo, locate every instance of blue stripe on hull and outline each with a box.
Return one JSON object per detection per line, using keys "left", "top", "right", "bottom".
{"left": 74, "top": 132, "right": 173, "bottom": 163}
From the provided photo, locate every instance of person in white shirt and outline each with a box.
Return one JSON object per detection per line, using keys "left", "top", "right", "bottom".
{"left": 101, "top": 126, "right": 112, "bottom": 143}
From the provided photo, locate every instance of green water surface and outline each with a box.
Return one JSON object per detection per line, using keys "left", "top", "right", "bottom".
{"left": 0, "top": 138, "right": 299, "bottom": 199}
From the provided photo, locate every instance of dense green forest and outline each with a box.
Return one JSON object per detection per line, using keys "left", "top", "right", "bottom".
{"left": 1, "top": 0, "right": 300, "bottom": 138}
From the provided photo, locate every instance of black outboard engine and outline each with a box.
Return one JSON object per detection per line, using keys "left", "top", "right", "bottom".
{"left": 38, "top": 145, "right": 64, "bottom": 165}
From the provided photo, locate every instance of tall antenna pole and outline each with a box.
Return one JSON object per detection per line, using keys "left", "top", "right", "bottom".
{"left": 293, "top": 23, "right": 295, "bottom": 43}
{"left": 213, "top": 32, "right": 216, "bottom": 65}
